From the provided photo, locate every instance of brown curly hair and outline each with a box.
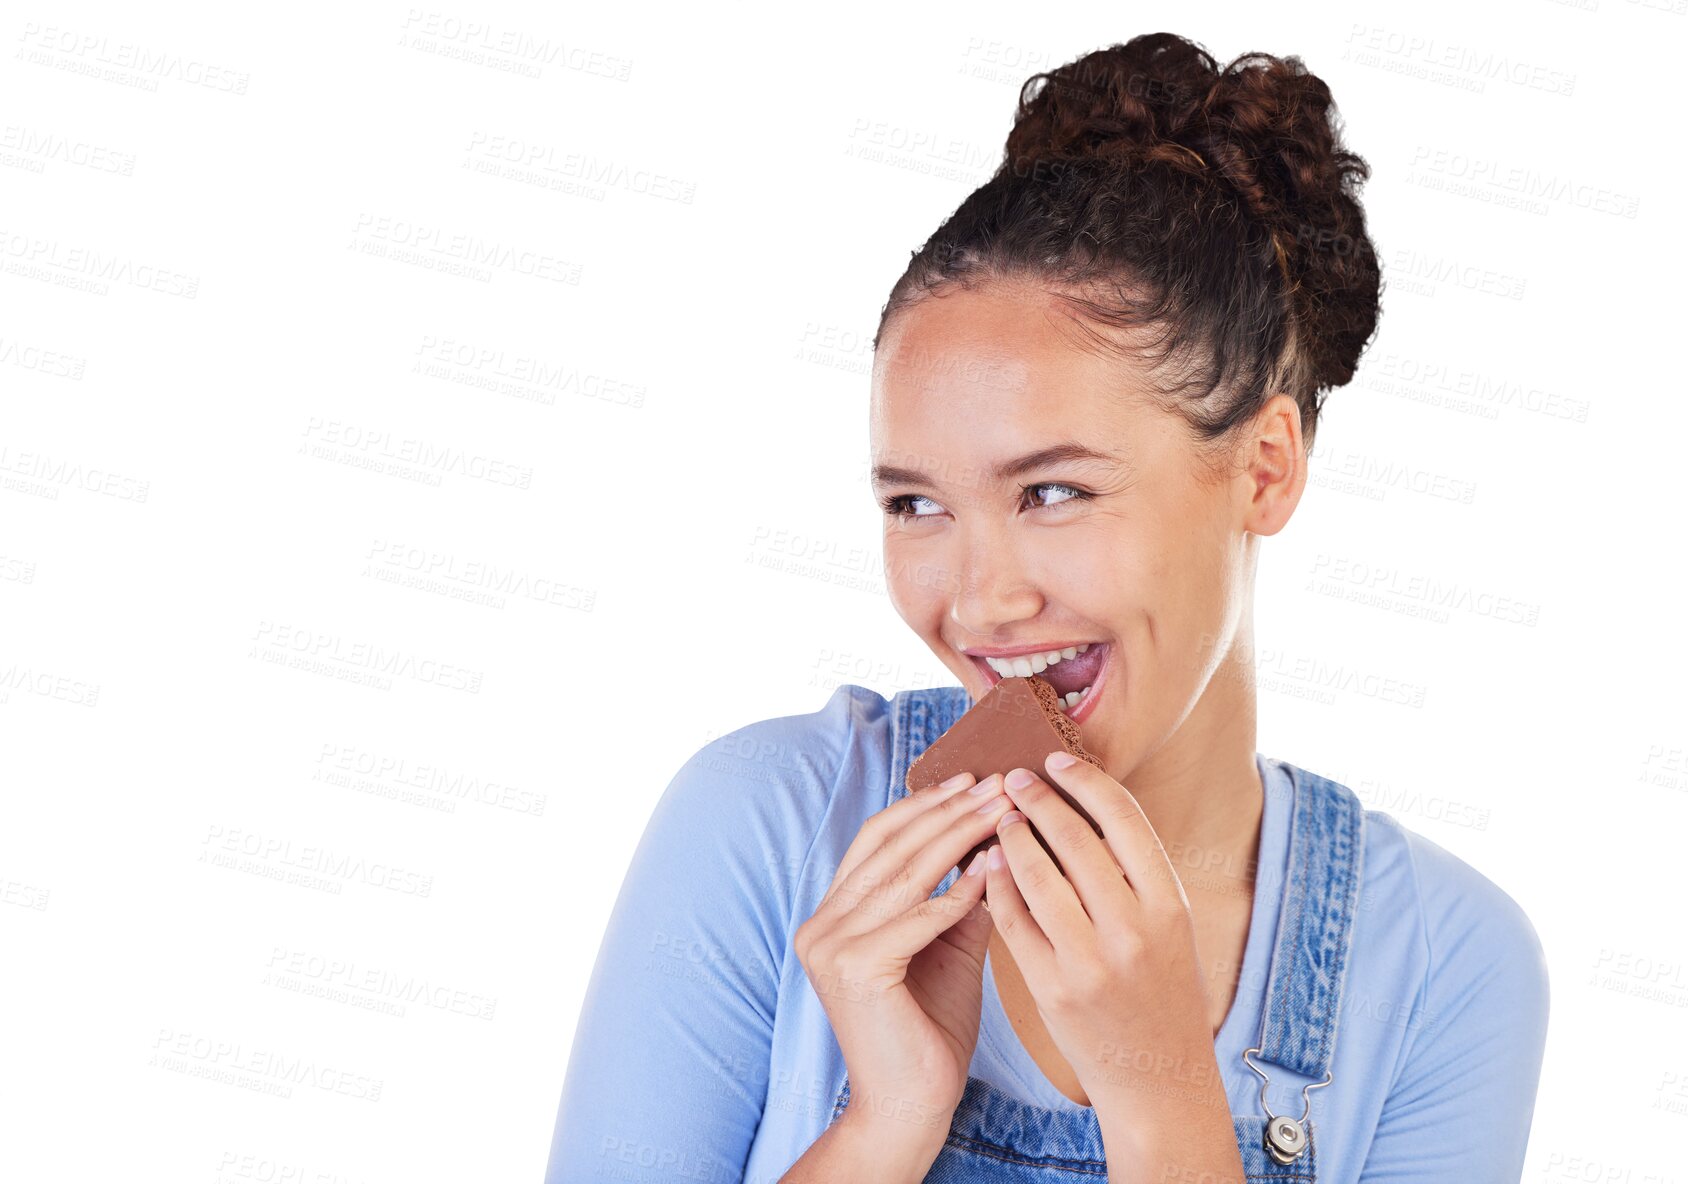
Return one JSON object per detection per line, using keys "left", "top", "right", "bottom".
{"left": 876, "top": 32, "right": 1383, "bottom": 456}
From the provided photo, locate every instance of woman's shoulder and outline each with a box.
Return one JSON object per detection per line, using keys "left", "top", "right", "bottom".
{"left": 680, "top": 682, "right": 895, "bottom": 799}
{"left": 1279, "top": 763, "right": 1552, "bottom": 1157}
{"left": 1366, "top": 802, "right": 1546, "bottom": 975}
{"left": 660, "top": 683, "right": 905, "bottom": 856}
{"left": 652, "top": 683, "right": 907, "bottom": 930}
{"left": 1285, "top": 761, "right": 1550, "bottom": 1013}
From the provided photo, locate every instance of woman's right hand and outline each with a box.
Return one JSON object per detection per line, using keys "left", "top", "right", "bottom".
{"left": 792, "top": 770, "right": 1013, "bottom": 1157}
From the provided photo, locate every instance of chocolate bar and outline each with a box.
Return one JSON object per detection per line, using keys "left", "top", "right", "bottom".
{"left": 907, "top": 676, "right": 1107, "bottom": 874}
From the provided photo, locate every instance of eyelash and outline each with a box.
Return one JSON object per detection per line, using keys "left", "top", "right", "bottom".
{"left": 878, "top": 483, "right": 1093, "bottom": 521}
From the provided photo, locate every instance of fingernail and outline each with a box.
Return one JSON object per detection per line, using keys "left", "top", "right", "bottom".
{"left": 965, "top": 851, "right": 985, "bottom": 876}
{"left": 1004, "top": 768, "right": 1035, "bottom": 790}
{"left": 975, "top": 793, "right": 1005, "bottom": 814}
{"left": 987, "top": 845, "right": 1005, "bottom": 871}
{"left": 939, "top": 772, "right": 974, "bottom": 791}
{"left": 999, "top": 810, "right": 1026, "bottom": 828}
{"left": 1047, "top": 751, "right": 1078, "bottom": 770}
{"left": 968, "top": 772, "right": 1001, "bottom": 795}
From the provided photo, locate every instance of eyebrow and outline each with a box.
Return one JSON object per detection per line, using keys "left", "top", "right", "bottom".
{"left": 871, "top": 442, "right": 1124, "bottom": 489}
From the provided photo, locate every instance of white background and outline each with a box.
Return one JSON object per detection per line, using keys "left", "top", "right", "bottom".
{"left": 3, "top": 2, "right": 1684, "bottom": 1182}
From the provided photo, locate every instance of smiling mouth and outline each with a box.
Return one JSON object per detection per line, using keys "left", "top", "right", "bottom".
{"left": 969, "top": 642, "right": 1110, "bottom": 717}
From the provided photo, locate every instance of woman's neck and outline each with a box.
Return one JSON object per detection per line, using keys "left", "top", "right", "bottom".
{"left": 1101, "top": 641, "right": 1264, "bottom": 875}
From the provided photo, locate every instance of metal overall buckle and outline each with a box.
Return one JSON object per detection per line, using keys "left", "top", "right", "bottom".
{"left": 1242, "top": 1047, "right": 1332, "bottom": 1165}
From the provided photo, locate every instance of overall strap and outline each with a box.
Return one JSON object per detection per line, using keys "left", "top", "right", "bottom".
{"left": 1254, "top": 763, "right": 1368, "bottom": 1081}
{"left": 893, "top": 686, "right": 975, "bottom": 899}
{"left": 888, "top": 685, "right": 972, "bottom": 808}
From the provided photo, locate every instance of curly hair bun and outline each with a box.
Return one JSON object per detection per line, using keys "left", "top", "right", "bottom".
{"left": 1003, "top": 32, "right": 1380, "bottom": 394}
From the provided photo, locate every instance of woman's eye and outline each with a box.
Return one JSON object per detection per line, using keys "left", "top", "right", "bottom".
{"left": 881, "top": 485, "right": 1091, "bottom": 521}
{"left": 1022, "top": 482, "right": 1090, "bottom": 510}
{"left": 880, "top": 493, "right": 943, "bottom": 520}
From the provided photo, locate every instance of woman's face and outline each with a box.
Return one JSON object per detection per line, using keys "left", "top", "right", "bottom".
{"left": 868, "top": 280, "right": 1302, "bottom": 780}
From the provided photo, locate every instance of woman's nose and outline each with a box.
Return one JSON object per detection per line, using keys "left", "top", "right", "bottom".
{"left": 945, "top": 547, "right": 1043, "bottom": 637}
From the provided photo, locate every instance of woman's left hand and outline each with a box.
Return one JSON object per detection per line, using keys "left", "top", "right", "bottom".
{"left": 985, "top": 752, "right": 1243, "bottom": 1175}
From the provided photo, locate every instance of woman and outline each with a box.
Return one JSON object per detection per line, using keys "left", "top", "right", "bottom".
{"left": 546, "top": 33, "right": 1549, "bottom": 1183}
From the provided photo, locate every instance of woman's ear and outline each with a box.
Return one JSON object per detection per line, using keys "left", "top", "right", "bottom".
{"left": 1238, "top": 393, "right": 1308, "bottom": 537}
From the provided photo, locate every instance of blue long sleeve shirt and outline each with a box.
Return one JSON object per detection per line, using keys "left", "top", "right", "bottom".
{"left": 544, "top": 683, "right": 1550, "bottom": 1183}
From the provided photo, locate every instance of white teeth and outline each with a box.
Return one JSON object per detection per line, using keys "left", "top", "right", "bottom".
{"left": 983, "top": 645, "right": 1093, "bottom": 680}
{"left": 1054, "top": 684, "right": 1095, "bottom": 715}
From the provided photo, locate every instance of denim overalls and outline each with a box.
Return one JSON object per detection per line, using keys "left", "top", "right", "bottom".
{"left": 824, "top": 686, "right": 1366, "bottom": 1182}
